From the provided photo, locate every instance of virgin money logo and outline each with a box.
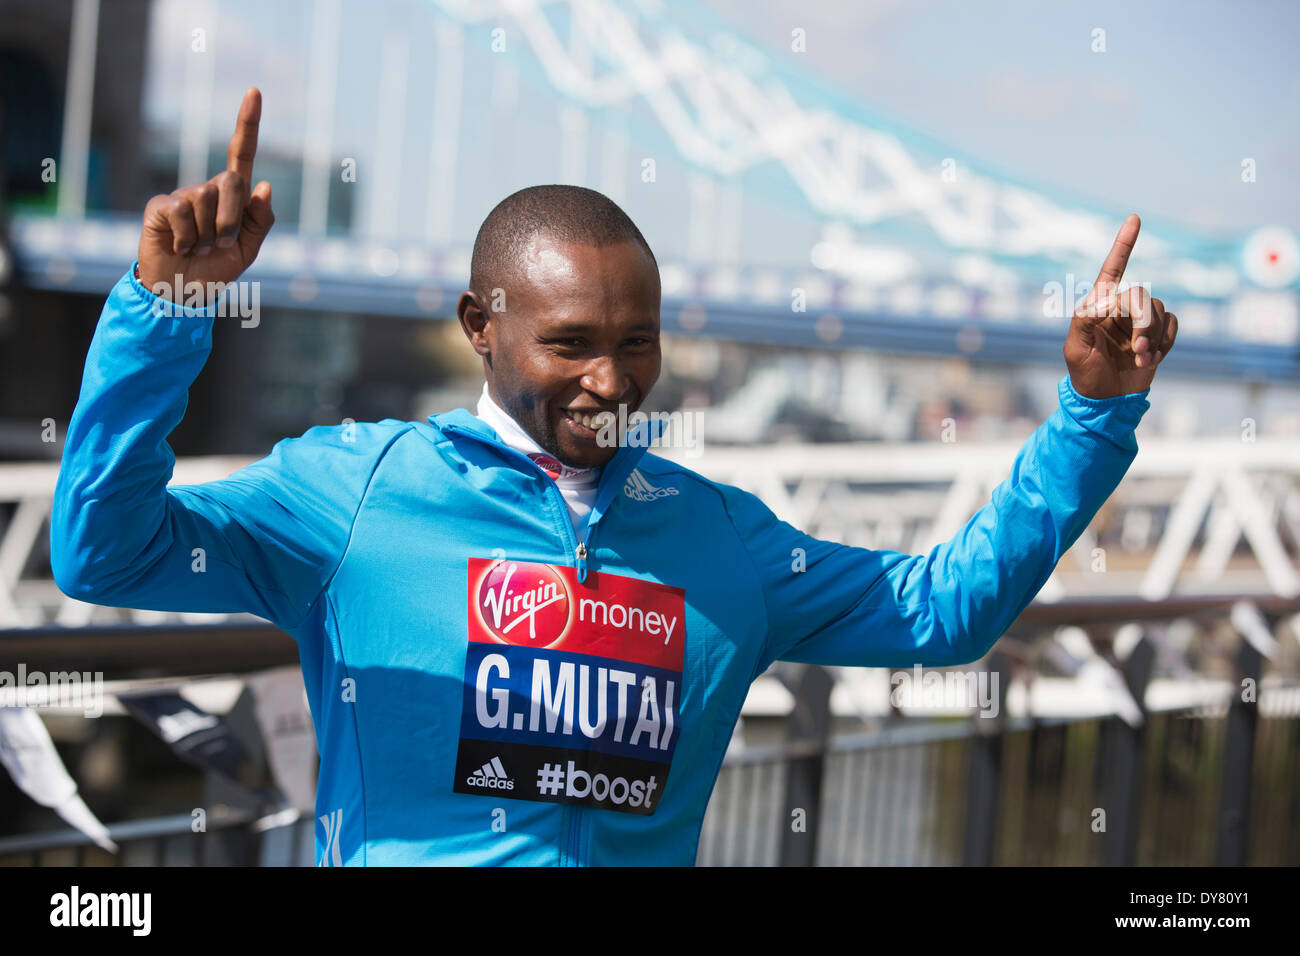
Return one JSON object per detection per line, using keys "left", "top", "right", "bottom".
{"left": 527, "top": 453, "right": 589, "bottom": 481}
{"left": 477, "top": 561, "right": 571, "bottom": 647}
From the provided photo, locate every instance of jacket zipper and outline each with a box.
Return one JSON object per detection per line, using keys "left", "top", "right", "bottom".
{"left": 441, "top": 415, "right": 665, "bottom": 865}
{"left": 442, "top": 422, "right": 593, "bottom": 865}
{"left": 442, "top": 423, "right": 592, "bottom": 567}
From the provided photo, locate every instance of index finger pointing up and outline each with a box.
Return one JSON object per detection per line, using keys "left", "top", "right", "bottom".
{"left": 1094, "top": 213, "right": 1141, "bottom": 290}
{"left": 226, "top": 87, "right": 262, "bottom": 189}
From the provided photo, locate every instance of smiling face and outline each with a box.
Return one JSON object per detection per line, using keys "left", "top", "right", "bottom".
{"left": 457, "top": 233, "right": 662, "bottom": 469}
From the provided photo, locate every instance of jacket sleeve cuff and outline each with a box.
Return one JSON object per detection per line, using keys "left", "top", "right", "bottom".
{"left": 1058, "top": 375, "right": 1150, "bottom": 443}
{"left": 125, "top": 260, "right": 221, "bottom": 319}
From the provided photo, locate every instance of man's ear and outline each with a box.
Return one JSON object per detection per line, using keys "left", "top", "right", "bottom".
{"left": 457, "top": 290, "right": 491, "bottom": 357}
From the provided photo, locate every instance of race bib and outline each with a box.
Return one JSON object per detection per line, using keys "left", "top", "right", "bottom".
{"left": 454, "top": 558, "right": 685, "bottom": 815}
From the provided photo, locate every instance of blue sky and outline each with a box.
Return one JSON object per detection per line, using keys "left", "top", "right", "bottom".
{"left": 701, "top": 0, "right": 1300, "bottom": 234}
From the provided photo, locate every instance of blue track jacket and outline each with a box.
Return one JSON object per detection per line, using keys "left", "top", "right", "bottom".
{"left": 50, "top": 265, "right": 1151, "bottom": 865}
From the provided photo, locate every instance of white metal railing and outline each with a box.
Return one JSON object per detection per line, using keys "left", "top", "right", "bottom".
{"left": 2, "top": 438, "right": 1299, "bottom": 629}
{"left": 662, "top": 437, "right": 1300, "bottom": 603}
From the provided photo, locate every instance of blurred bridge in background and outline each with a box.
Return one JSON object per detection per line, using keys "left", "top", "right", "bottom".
{"left": 4, "top": 0, "right": 1299, "bottom": 383}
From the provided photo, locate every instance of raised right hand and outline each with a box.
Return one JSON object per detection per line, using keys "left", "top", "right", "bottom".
{"left": 137, "top": 87, "right": 275, "bottom": 302}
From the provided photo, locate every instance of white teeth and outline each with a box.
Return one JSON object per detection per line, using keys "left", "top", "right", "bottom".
{"left": 568, "top": 411, "right": 615, "bottom": 431}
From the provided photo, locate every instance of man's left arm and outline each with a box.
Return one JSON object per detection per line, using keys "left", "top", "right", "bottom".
{"left": 728, "top": 214, "right": 1177, "bottom": 674}
{"left": 725, "top": 378, "right": 1149, "bottom": 673}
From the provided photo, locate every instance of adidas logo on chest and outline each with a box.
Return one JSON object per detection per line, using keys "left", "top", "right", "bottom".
{"left": 623, "top": 469, "right": 679, "bottom": 503}
{"left": 466, "top": 756, "right": 515, "bottom": 790}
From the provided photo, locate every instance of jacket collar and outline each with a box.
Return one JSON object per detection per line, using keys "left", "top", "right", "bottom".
{"left": 427, "top": 407, "right": 668, "bottom": 522}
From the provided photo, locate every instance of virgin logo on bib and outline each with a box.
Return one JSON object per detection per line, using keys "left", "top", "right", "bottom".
{"left": 526, "top": 453, "right": 589, "bottom": 481}
{"left": 454, "top": 558, "right": 686, "bottom": 815}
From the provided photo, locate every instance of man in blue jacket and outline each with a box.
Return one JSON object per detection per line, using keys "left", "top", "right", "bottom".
{"left": 51, "top": 89, "right": 1176, "bottom": 865}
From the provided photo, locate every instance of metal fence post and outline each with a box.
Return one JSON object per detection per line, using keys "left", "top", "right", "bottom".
{"left": 1100, "top": 634, "right": 1154, "bottom": 866}
{"left": 778, "top": 664, "right": 834, "bottom": 867}
{"left": 1214, "top": 624, "right": 1264, "bottom": 865}
{"left": 962, "top": 651, "right": 1009, "bottom": 866}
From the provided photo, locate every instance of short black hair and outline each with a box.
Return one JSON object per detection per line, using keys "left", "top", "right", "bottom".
{"left": 469, "top": 185, "right": 658, "bottom": 303}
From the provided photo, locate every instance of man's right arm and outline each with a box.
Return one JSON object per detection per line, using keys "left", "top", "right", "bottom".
{"left": 51, "top": 264, "right": 403, "bottom": 631}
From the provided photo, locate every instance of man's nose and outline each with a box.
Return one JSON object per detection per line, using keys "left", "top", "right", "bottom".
{"left": 580, "top": 355, "right": 630, "bottom": 402}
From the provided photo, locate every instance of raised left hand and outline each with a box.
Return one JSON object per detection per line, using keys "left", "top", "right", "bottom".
{"left": 1064, "top": 214, "right": 1179, "bottom": 399}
